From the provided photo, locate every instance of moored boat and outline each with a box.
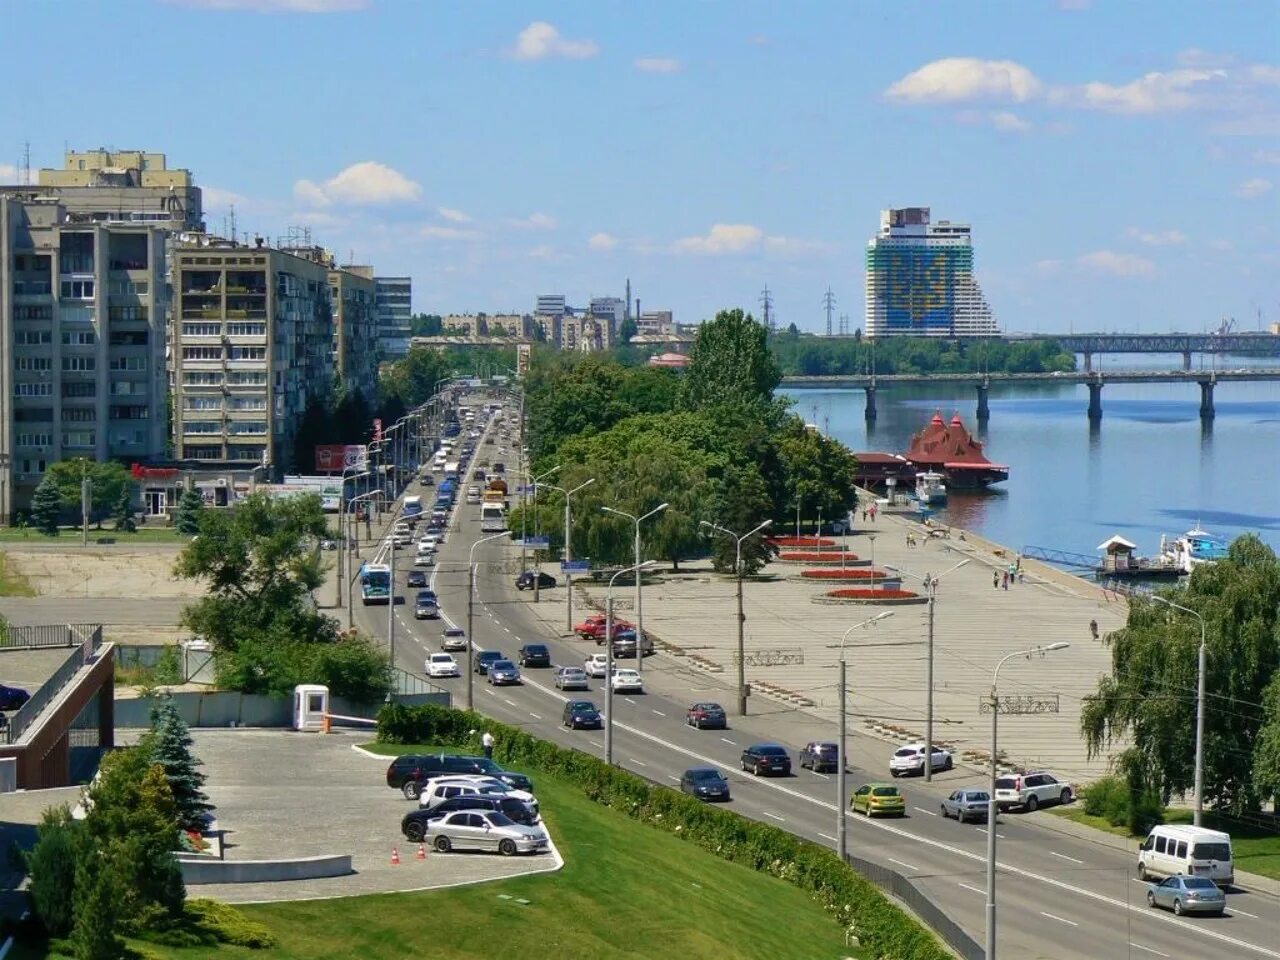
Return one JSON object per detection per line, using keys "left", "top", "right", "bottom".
{"left": 1159, "top": 526, "right": 1229, "bottom": 574}
{"left": 915, "top": 471, "right": 947, "bottom": 505}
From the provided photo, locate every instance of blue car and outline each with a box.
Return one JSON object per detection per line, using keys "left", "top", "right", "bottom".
{"left": 0, "top": 683, "right": 30, "bottom": 711}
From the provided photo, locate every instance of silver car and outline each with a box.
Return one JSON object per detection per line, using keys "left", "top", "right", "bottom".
{"left": 940, "top": 789, "right": 990, "bottom": 823}
{"left": 554, "top": 666, "right": 589, "bottom": 691}
{"left": 425, "top": 809, "right": 549, "bottom": 855}
{"left": 487, "top": 660, "right": 522, "bottom": 686}
{"left": 1146, "top": 875, "right": 1226, "bottom": 916}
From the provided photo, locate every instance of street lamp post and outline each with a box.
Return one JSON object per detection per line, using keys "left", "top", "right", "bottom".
{"left": 546, "top": 478, "right": 596, "bottom": 633}
{"left": 387, "top": 506, "right": 398, "bottom": 668}
{"left": 526, "top": 465, "right": 561, "bottom": 603}
{"left": 605, "top": 560, "right": 655, "bottom": 764}
{"left": 885, "top": 559, "right": 971, "bottom": 781}
{"left": 1151, "top": 595, "right": 1208, "bottom": 826}
{"left": 699, "top": 519, "right": 772, "bottom": 715}
{"left": 467, "top": 531, "right": 510, "bottom": 711}
{"left": 986, "top": 641, "right": 1070, "bottom": 960}
{"left": 334, "top": 468, "right": 370, "bottom": 610}
{"left": 602, "top": 503, "right": 668, "bottom": 673}
{"left": 868, "top": 533, "right": 877, "bottom": 591}
{"left": 344, "top": 489, "right": 385, "bottom": 628}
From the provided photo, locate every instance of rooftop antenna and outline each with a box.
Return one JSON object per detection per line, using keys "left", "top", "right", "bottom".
{"left": 760, "top": 284, "right": 774, "bottom": 331}
{"left": 228, "top": 204, "right": 237, "bottom": 244}
{"left": 21, "top": 141, "right": 31, "bottom": 186}
{"left": 823, "top": 287, "right": 836, "bottom": 336}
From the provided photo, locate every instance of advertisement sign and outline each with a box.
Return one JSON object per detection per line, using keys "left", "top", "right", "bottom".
{"left": 561, "top": 560, "right": 591, "bottom": 573}
{"left": 524, "top": 535, "right": 550, "bottom": 548}
{"left": 314, "top": 444, "right": 368, "bottom": 473}
{"left": 516, "top": 343, "right": 531, "bottom": 376}
{"left": 273, "top": 475, "right": 348, "bottom": 512}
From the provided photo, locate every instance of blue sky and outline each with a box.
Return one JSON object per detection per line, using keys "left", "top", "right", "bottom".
{"left": 3, "top": 0, "right": 1278, "bottom": 333}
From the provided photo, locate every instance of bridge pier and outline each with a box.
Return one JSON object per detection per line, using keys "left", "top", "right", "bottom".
{"left": 975, "top": 381, "right": 990, "bottom": 422}
{"left": 1183, "top": 350, "right": 1193, "bottom": 371}
{"left": 1087, "top": 382, "right": 1103, "bottom": 422}
{"left": 864, "top": 385, "right": 877, "bottom": 421}
{"left": 1083, "top": 352, "right": 1093, "bottom": 374}
{"left": 1198, "top": 378, "right": 1216, "bottom": 420}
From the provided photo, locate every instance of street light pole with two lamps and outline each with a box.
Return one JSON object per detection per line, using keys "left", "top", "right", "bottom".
{"left": 1150, "top": 594, "right": 1208, "bottom": 826}
{"left": 604, "top": 560, "right": 655, "bottom": 764}
{"left": 466, "top": 531, "right": 511, "bottom": 711}
{"left": 699, "top": 518, "right": 772, "bottom": 715}
{"left": 602, "top": 503, "right": 668, "bottom": 672}
{"left": 545, "top": 478, "right": 596, "bottom": 633}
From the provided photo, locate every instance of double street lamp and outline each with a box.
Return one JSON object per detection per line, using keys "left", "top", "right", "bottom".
{"left": 1150, "top": 595, "right": 1208, "bottom": 826}
{"left": 343, "top": 489, "right": 385, "bottom": 628}
{"left": 604, "top": 560, "right": 656, "bottom": 764}
{"left": 526, "top": 465, "right": 562, "bottom": 602}
{"left": 699, "top": 518, "right": 772, "bottom": 715}
{"left": 545, "top": 478, "right": 596, "bottom": 633}
{"left": 466, "top": 531, "right": 510, "bottom": 711}
{"left": 602, "top": 503, "right": 668, "bottom": 672}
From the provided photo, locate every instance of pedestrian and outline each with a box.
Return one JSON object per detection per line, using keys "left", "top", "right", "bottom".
{"left": 1002, "top": 570, "right": 1009, "bottom": 590}
{"left": 481, "top": 730, "right": 495, "bottom": 759}
{"left": 862, "top": 508, "right": 868, "bottom": 522}
{"left": 870, "top": 504, "right": 877, "bottom": 522}
{"left": 1089, "top": 619, "right": 1099, "bottom": 640}
{"left": 993, "top": 571, "right": 1000, "bottom": 589}
{"left": 1007, "top": 563, "right": 1017, "bottom": 585}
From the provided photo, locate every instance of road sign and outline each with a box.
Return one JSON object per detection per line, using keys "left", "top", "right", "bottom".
{"left": 524, "top": 536, "right": 550, "bottom": 548}
{"left": 561, "top": 560, "right": 591, "bottom": 573}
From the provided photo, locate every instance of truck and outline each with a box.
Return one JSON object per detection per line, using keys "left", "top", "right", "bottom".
{"left": 359, "top": 562, "right": 392, "bottom": 605}
{"left": 444, "top": 461, "right": 459, "bottom": 481}
{"left": 480, "top": 502, "right": 507, "bottom": 533}
{"left": 487, "top": 477, "right": 508, "bottom": 495}
{"left": 403, "top": 495, "right": 423, "bottom": 520}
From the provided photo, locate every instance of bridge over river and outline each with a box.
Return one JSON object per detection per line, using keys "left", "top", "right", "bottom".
{"left": 781, "top": 368, "right": 1280, "bottom": 421}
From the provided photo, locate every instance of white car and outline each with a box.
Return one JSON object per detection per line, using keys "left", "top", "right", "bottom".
{"left": 583, "top": 653, "right": 610, "bottom": 678}
{"left": 393, "top": 530, "right": 413, "bottom": 546}
{"left": 889, "top": 742, "right": 954, "bottom": 777}
{"left": 420, "top": 774, "right": 538, "bottom": 811}
{"left": 413, "top": 550, "right": 435, "bottom": 568}
{"left": 426, "top": 653, "right": 460, "bottom": 678}
{"left": 610, "top": 668, "right": 644, "bottom": 694}
{"left": 994, "top": 771, "right": 1074, "bottom": 812}
{"left": 424, "top": 809, "right": 547, "bottom": 855}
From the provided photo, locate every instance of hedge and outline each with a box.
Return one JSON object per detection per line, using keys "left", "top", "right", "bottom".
{"left": 778, "top": 551, "right": 860, "bottom": 563}
{"left": 800, "top": 568, "right": 890, "bottom": 579}
{"left": 377, "top": 703, "right": 951, "bottom": 960}
{"left": 767, "top": 536, "right": 836, "bottom": 548}
{"left": 826, "top": 588, "right": 922, "bottom": 600}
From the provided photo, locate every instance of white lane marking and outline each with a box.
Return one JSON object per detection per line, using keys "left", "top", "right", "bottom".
{"left": 624, "top": 697, "right": 636, "bottom": 705}
{"left": 976, "top": 827, "right": 1007, "bottom": 839}
{"left": 629, "top": 758, "right": 647, "bottom": 767}
{"left": 888, "top": 857, "right": 919, "bottom": 872}
{"left": 667, "top": 775, "right": 681, "bottom": 783}
{"left": 483, "top": 688, "right": 495, "bottom": 696}
{"left": 1231, "top": 908, "right": 1260, "bottom": 919}
{"left": 1130, "top": 944, "right": 1171, "bottom": 958}
{"left": 914, "top": 806, "right": 938, "bottom": 817}
{"left": 958, "top": 882, "right": 985, "bottom": 896}
{"left": 503, "top": 698, "right": 517, "bottom": 706}
{"left": 1040, "top": 911, "right": 1078, "bottom": 928}
{"left": 720, "top": 737, "right": 737, "bottom": 745}
{"left": 763, "top": 811, "right": 786, "bottom": 823}
{"left": 818, "top": 832, "right": 838, "bottom": 842}
{"left": 651, "top": 709, "right": 666, "bottom": 717}
{"left": 1050, "top": 851, "right": 1084, "bottom": 865}
{"left": 810, "top": 772, "right": 830, "bottom": 780}
{"left": 529, "top": 713, "right": 542, "bottom": 720}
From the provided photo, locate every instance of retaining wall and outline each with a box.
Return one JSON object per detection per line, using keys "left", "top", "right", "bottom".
{"left": 178, "top": 853, "right": 354, "bottom": 885}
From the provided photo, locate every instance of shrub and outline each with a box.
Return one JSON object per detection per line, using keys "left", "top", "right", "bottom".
{"left": 800, "top": 568, "right": 890, "bottom": 579}
{"left": 1081, "top": 775, "right": 1129, "bottom": 825}
{"left": 778, "top": 551, "right": 860, "bottom": 563}
{"left": 1128, "top": 790, "right": 1165, "bottom": 836}
{"left": 767, "top": 536, "right": 835, "bottom": 547}
{"left": 27, "top": 807, "right": 82, "bottom": 938}
{"left": 825, "top": 588, "right": 921, "bottom": 599}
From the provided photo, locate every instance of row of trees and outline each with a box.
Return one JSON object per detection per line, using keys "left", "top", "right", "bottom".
{"left": 25, "top": 459, "right": 137, "bottom": 535}
{"left": 767, "top": 331, "right": 1076, "bottom": 377}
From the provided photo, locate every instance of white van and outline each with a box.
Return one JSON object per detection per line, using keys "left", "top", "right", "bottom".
{"left": 1138, "top": 825, "right": 1234, "bottom": 887}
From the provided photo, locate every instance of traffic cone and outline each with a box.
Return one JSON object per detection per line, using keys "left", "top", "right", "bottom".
{"left": 416, "top": 844, "right": 427, "bottom": 861}
{"left": 390, "top": 847, "right": 401, "bottom": 865}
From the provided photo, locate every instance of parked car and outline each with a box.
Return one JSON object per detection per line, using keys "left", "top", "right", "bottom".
{"left": 441, "top": 627, "right": 468, "bottom": 652}
{"left": 474, "top": 650, "right": 505, "bottom": 675}
{"left": 515, "top": 571, "right": 557, "bottom": 591}
{"left": 417, "top": 776, "right": 538, "bottom": 816}
{"left": 1146, "top": 875, "right": 1226, "bottom": 916}
{"left": 562, "top": 699, "right": 603, "bottom": 729}
{"left": 799, "top": 741, "right": 840, "bottom": 773}
{"left": 0, "top": 683, "right": 31, "bottom": 711}
{"left": 517, "top": 643, "right": 551, "bottom": 668}
{"left": 740, "top": 744, "right": 792, "bottom": 777}
{"left": 426, "top": 653, "right": 460, "bottom": 678}
{"left": 554, "top": 666, "right": 589, "bottom": 690}
{"left": 685, "top": 702, "right": 727, "bottom": 730}
{"left": 610, "top": 668, "right": 644, "bottom": 694}
{"left": 994, "top": 771, "right": 1074, "bottom": 812}
{"left": 889, "top": 742, "right": 953, "bottom": 777}
{"left": 387, "top": 753, "right": 531, "bottom": 799}
{"left": 424, "top": 810, "right": 549, "bottom": 856}
{"left": 464, "top": 757, "right": 533, "bottom": 793}
{"left": 611, "top": 629, "right": 654, "bottom": 658}
{"left": 575, "top": 614, "right": 633, "bottom": 643}
{"left": 941, "top": 789, "right": 990, "bottom": 823}
{"left": 851, "top": 783, "right": 906, "bottom": 817}
{"left": 583, "top": 653, "right": 610, "bottom": 678}
{"left": 401, "top": 797, "right": 538, "bottom": 839}
{"left": 407, "top": 570, "right": 428, "bottom": 588}
{"left": 487, "top": 660, "right": 522, "bottom": 686}
{"left": 680, "top": 767, "right": 732, "bottom": 802}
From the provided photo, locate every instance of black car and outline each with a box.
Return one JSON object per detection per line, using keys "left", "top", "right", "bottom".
{"left": 686, "top": 702, "right": 727, "bottom": 730}
{"left": 475, "top": 650, "right": 505, "bottom": 674}
{"left": 517, "top": 643, "right": 551, "bottom": 668}
{"left": 385, "top": 753, "right": 533, "bottom": 799}
{"left": 421, "top": 475, "right": 435, "bottom": 486}
{"left": 465, "top": 756, "right": 533, "bottom": 793}
{"left": 741, "top": 743, "right": 792, "bottom": 777}
{"left": 680, "top": 767, "right": 732, "bottom": 802}
{"left": 516, "top": 571, "right": 557, "bottom": 591}
{"left": 562, "top": 699, "right": 603, "bottom": 729}
{"left": 401, "top": 796, "right": 537, "bottom": 841}
{"left": 799, "top": 741, "right": 840, "bottom": 773}
{"left": 407, "top": 570, "right": 428, "bottom": 588}
{"left": 0, "top": 683, "right": 30, "bottom": 711}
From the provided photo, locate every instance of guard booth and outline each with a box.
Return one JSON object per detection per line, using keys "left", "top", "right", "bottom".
{"left": 293, "top": 684, "right": 329, "bottom": 731}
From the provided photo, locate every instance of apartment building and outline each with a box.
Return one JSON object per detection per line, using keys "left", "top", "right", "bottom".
{"left": 636, "top": 310, "right": 674, "bottom": 337}
{"left": 375, "top": 276, "right": 411, "bottom": 358}
{"left": 589, "top": 296, "right": 625, "bottom": 330}
{"left": 442, "top": 313, "right": 531, "bottom": 338}
{"left": 535, "top": 294, "right": 567, "bottom": 318}
{"left": 532, "top": 313, "right": 562, "bottom": 346}
{"left": 170, "top": 238, "right": 333, "bottom": 471}
{"left": 329, "top": 265, "right": 379, "bottom": 401}
{"left": 0, "top": 197, "right": 170, "bottom": 519}
{"left": 560, "top": 314, "right": 613, "bottom": 352}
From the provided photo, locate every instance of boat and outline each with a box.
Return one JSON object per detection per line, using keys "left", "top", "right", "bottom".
{"left": 1158, "top": 526, "right": 1229, "bottom": 574}
{"left": 1095, "top": 535, "right": 1183, "bottom": 580}
{"left": 914, "top": 471, "right": 947, "bottom": 505}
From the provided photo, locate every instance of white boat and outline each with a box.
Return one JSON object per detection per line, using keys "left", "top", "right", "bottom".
{"left": 1158, "top": 525, "right": 1229, "bottom": 574}
{"left": 914, "top": 471, "right": 948, "bottom": 505}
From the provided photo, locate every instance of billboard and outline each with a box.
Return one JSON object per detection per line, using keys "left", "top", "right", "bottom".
{"left": 267, "top": 475, "right": 348, "bottom": 512}
{"left": 315, "top": 444, "right": 368, "bottom": 473}
{"left": 516, "top": 343, "right": 531, "bottom": 376}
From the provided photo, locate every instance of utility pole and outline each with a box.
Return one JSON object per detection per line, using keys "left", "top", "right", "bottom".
{"left": 759, "top": 284, "right": 774, "bottom": 332}
{"left": 838, "top": 657, "right": 847, "bottom": 859}
{"left": 80, "top": 474, "right": 90, "bottom": 548}
{"left": 387, "top": 525, "right": 396, "bottom": 668}
{"left": 823, "top": 287, "right": 836, "bottom": 337}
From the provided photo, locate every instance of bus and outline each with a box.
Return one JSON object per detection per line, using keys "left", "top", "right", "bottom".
{"left": 359, "top": 562, "right": 392, "bottom": 605}
{"left": 480, "top": 502, "right": 507, "bottom": 533}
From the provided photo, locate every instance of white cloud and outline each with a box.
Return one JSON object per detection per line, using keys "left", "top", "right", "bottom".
{"left": 0, "top": 164, "right": 19, "bottom": 180}
{"left": 420, "top": 224, "right": 479, "bottom": 241}
{"left": 1125, "top": 227, "right": 1188, "bottom": 246}
{"left": 508, "top": 21, "right": 599, "bottom": 61}
{"left": 989, "top": 110, "right": 1032, "bottom": 132}
{"left": 1236, "top": 177, "right": 1273, "bottom": 198}
{"left": 165, "top": 0, "right": 367, "bottom": 11}
{"left": 1053, "top": 69, "right": 1226, "bottom": 114}
{"left": 201, "top": 185, "right": 248, "bottom": 210}
{"left": 588, "top": 232, "right": 618, "bottom": 251}
{"left": 1078, "top": 250, "right": 1155, "bottom": 277}
{"left": 508, "top": 212, "right": 557, "bottom": 230}
{"left": 634, "top": 57, "right": 681, "bottom": 74}
{"left": 763, "top": 235, "right": 834, "bottom": 257}
{"left": 1176, "top": 48, "right": 1236, "bottom": 69}
{"left": 674, "top": 223, "right": 763, "bottom": 255}
{"left": 885, "top": 58, "right": 1042, "bottom": 104}
{"left": 293, "top": 161, "right": 422, "bottom": 206}
{"left": 437, "top": 206, "right": 471, "bottom": 223}
{"left": 1253, "top": 149, "right": 1280, "bottom": 164}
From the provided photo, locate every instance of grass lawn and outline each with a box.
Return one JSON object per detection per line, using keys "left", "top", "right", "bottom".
{"left": 0, "top": 551, "right": 36, "bottom": 596}
{"left": 110, "top": 755, "right": 865, "bottom": 960}
{"left": 1049, "top": 807, "right": 1280, "bottom": 880}
{"left": 0, "top": 526, "right": 190, "bottom": 544}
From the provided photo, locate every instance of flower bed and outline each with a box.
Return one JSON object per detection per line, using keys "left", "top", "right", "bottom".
{"left": 778, "top": 551, "right": 860, "bottom": 563}
{"left": 827, "top": 588, "right": 922, "bottom": 600}
{"left": 767, "top": 536, "right": 836, "bottom": 548}
{"left": 800, "top": 568, "right": 889, "bottom": 579}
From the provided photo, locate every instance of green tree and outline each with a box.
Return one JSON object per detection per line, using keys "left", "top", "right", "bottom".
{"left": 29, "top": 473, "right": 63, "bottom": 536}
{"left": 706, "top": 466, "right": 778, "bottom": 576}
{"left": 410, "top": 313, "right": 444, "bottom": 337}
{"left": 70, "top": 847, "right": 123, "bottom": 960}
{"left": 773, "top": 421, "right": 859, "bottom": 532}
{"left": 45, "top": 459, "right": 134, "bottom": 527}
{"left": 27, "top": 806, "right": 83, "bottom": 938}
{"left": 174, "top": 487, "right": 204, "bottom": 535}
{"left": 680, "top": 308, "right": 781, "bottom": 413}
{"left": 380, "top": 345, "right": 453, "bottom": 409}
{"left": 147, "top": 698, "right": 212, "bottom": 831}
{"left": 112, "top": 486, "right": 137, "bottom": 533}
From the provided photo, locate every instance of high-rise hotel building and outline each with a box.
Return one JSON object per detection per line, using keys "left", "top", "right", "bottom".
{"left": 864, "top": 207, "right": 997, "bottom": 339}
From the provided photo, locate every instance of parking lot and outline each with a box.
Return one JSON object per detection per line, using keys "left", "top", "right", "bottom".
{"left": 174, "top": 727, "right": 561, "bottom": 903}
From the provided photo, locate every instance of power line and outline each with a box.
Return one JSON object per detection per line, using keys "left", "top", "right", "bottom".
{"left": 823, "top": 287, "right": 836, "bottom": 336}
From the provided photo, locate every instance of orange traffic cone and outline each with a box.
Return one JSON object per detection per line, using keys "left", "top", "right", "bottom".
{"left": 416, "top": 844, "right": 427, "bottom": 861}
{"left": 390, "top": 847, "right": 401, "bottom": 865}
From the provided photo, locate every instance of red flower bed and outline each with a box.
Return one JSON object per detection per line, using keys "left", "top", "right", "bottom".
{"left": 767, "top": 536, "right": 836, "bottom": 548}
{"left": 826, "top": 588, "right": 921, "bottom": 599}
{"left": 779, "top": 551, "right": 860, "bottom": 563}
{"left": 801, "top": 568, "right": 891, "bottom": 579}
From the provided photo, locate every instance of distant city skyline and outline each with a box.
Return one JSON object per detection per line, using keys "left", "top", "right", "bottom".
{"left": 5, "top": 1, "right": 1277, "bottom": 334}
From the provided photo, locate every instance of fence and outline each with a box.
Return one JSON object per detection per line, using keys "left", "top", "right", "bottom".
{"left": 0, "top": 623, "right": 100, "bottom": 651}
{"left": 392, "top": 666, "right": 448, "bottom": 696}
{"left": 4, "top": 627, "right": 104, "bottom": 745}
{"left": 844, "top": 853, "right": 984, "bottom": 960}
{"left": 113, "top": 689, "right": 448, "bottom": 728}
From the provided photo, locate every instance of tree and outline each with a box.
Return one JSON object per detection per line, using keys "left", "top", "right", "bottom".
{"left": 174, "top": 487, "right": 204, "bottom": 535}
{"left": 706, "top": 466, "right": 778, "bottom": 576}
{"left": 27, "top": 806, "right": 83, "bottom": 938}
{"left": 147, "top": 698, "right": 212, "bottom": 831}
{"left": 773, "top": 420, "right": 859, "bottom": 530}
{"left": 45, "top": 459, "right": 134, "bottom": 527}
{"left": 30, "top": 473, "right": 63, "bottom": 536}
{"left": 680, "top": 308, "right": 781, "bottom": 413}
{"left": 410, "top": 313, "right": 444, "bottom": 337}
{"left": 70, "top": 846, "right": 123, "bottom": 960}
{"left": 112, "top": 486, "right": 137, "bottom": 533}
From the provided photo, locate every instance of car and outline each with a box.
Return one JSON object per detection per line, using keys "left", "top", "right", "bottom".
{"left": 851, "top": 782, "right": 906, "bottom": 817}
{"left": 0, "top": 683, "right": 31, "bottom": 711}
{"left": 941, "top": 789, "right": 991, "bottom": 823}
{"left": 680, "top": 767, "right": 732, "bottom": 802}
{"left": 393, "top": 530, "right": 413, "bottom": 546}
{"left": 387, "top": 753, "right": 530, "bottom": 799}
{"left": 515, "top": 570, "right": 557, "bottom": 591}
{"left": 418, "top": 534, "right": 441, "bottom": 552}
{"left": 563, "top": 699, "right": 603, "bottom": 729}
{"left": 421, "top": 474, "right": 435, "bottom": 486}
{"left": 441, "top": 627, "right": 468, "bottom": 652}
{"left": 423, "top": 810, "right": 549, "bottom": 856}
{"left": 401, "top": 797, "right": 539, "bottom": 838}
{"left": 611, "top": 629, "right": 654, "bottom": 658}
{"left": 575, "top": 614, "right": 633, "bottom": 643}
{"left": 583, "top": 653, "right": 610, "bottom": 678}
{"left": 741, "top": 744, "right": 792, "bottom": 777}
{"left": 406, "top": 570, "right": 428, "bottom": 588}
{"left": 414, "top": 596, "right": 440, "bottom": 620}
{"left": 799, "top": 741, "right": 841, "bottom": 773}
{"left": 413, "top": 551, "right": 436, "bottom": 568}
{"left": 487, "top": 660, "right": 522, "bottom": 685}
{"left": 493, "top": 462, "right": 506, "bottom": 473}
{"left": 610, "top": 668, "right": 644, "bottom": 694}
{"left": 1146, "top": 875, "right": 1226, "bottom": 916}
{"left": 462, "top": 757, "right": 534, "bottom": 793}
{"left": 994, "top": 771, "right": 1074, "bottom": 812}
{"left": 517, "top": 643, "right": 551, "bottom": 668}
{"left": 889, "top": 742, "right": 954, "bottom": 777}
{"left": 685, "top": 702, "right": 727, "bottom": 730}
{"left": 417, "top": 776, "right": 538, "bottom": 816}
{"left": 426, "top": 653, "right": 460, "bottom": 678}
{"left": 553, "top": 666, "right": 589, "bottom": 690}
{"left": 474, "top": 650, "right": 505, "bottom": 675}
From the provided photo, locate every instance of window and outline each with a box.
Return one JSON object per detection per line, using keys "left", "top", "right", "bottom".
{"left": 183, "top": 421, "right": 222, "bottom": 435}
{"left": 16, "top": 382, "right": 52, "bottom": 397}
{"left": 228, "top": 346, "right": 265, "bottom": 361}
{"left": 228, "top": 396, "right": 266, "bottom": 410}
{"left": 226, "top": 322, "right": 266, "bottom": 337}
{"left": 226, "top": 371, "right": 266, "bottom": 385}
{"left": 62, "top": 408, "right": 96, "bottom": 422}
{"left": 181, "top": 323, "right": 220, "bottom": 337}
{"left": 227, "top": 445, "right": 265, "bottom": 461}
{"left": 14, "top": 408, "right": 53, "bottom": 422}
{"left": 110, "top": 429, "right": 147, "bottom": 446}
{"left": 110, "top": 406, "right": 150, "bottom": 420}
{"left": 1155, "top": 836, "right": 1167, "bottom": 855}
{"left": 182, "top": 371, "right": 222, "bottom": 386}
{"left": 19, "top": 459, "right": 48, "bottom": 475}
{"left": 15, "top": 305, "right": 52, "bottom": 321}
{"left": 181, "top": 445, "right": 223, "bottom": 461}
{"left": 109, "top": 305, "right": 147, "bottom": 322}
{"left": 108, "top": 329, "right": 148, "bottom": 345}
{"left": 62, "top": 330, "right": 96, "bottom": 345}
{"left": 62, "top": 356, "right": 97, "bottom": 372}
{"left": 229, "top": 421, "right": 266, "bottom": 435}
{"left": 59, "top": 279, "right": 95, "bottom": 299}
{"left": 15, "top": 357, "right": 52, "bottom": 371}
{"left": 1175, "top": 841, "right": 1187, "bottom": 859}
{"left": 108, "top": 279, "right": 148, "bottom": 296}
{"left": 62, "top": 431, "right": 96, "bottom": 448}
{"left": 16, "top": 433, "right": 52, "bottom": 447}
{"left": 184, "top": 397, "right": 222, "bottom": 411}
{"left": 15, "top": 330, "right": 52, "bottom": 345}
{"left": 182, "top": 346, "right": 222, "bottom": 361}
{"left": 61, "top": 382, "right": 96, "bottom": 398}
{"left": 109, "top": 381, "right": 144, "bottom": 396}
{"left": 109, "top": 356, "right": 147, "bottom": 372}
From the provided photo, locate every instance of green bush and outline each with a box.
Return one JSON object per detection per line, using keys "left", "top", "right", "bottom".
{"left": 377, "top": 703, "right": 951, "bottom": 960}
{"left": 26, "top": 808, "right": 82, "bottom": 938}
{"left": 1081, "top": 774, "right": 1166, "bottom": 835}
{"left": 1128, "top": 790, "right": 1166, "bottom": 836}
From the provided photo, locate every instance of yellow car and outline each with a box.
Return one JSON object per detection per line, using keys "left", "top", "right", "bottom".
{"left": 851, "top": 782, "right": 906, "bottom": 817}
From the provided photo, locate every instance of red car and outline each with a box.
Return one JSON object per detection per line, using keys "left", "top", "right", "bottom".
{"left": 574, "top": 615, "right": 634, "bottom": 643}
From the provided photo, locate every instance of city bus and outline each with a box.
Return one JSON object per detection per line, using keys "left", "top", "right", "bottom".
{"left": 359, "top": 562, "right": 392, "bottom": 605}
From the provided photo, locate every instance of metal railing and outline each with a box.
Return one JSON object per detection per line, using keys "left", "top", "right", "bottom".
{"left": 5, "top": 627, "right": 104, "bottom": 744}
{"left": 844, "top": 852, "right": 983, "bottom": 960}
{"left": 0, "top": 623, "right": 100, "bottom": 651}
{"left": 391, "top": 666, "right": 447, "bottom": 697}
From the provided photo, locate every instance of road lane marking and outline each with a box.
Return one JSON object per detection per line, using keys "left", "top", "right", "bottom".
{"left": 720, "top": 737, "right": 737, "bottom": 745}
{"left": 651, "top": 709, "right": 666, "bottom": 717}
{"left": 763, "top": 811, "right": 786, "bottom": 822}
{"left": 528, "top": 713, "right": 542, "bottom": 720}
{"left": 1231, "top": 908, "right": 1260, "bottom": 919}
{"left": 810, "top": 772, "right": 829, "bottom": 780}
{"left": 1050, "top": 851, "right": 1084, "bottom": 865}
{"left": 624, "top": 697, "right": 636, "bottom": 705}
{"left": 913, "top": 806, "right": 938, "bottom": 817}
{"left": 1040, "top": 911, "right": 1078, "bottom": 927}
{"left": 888, "top": 857, "right": 919, "bottom": 872}
{"left": 1130, "top": 944, "right": 1170, "bottom": 958}
{"left": 503, "top": 698, "right": 517, "bottom": 706}
{"left": 958, "top": 882, "right": 985, "bottom": 896}
{"left": 976, "top": 827, "right": 1006, "bottom": 839}
{"left": 629, "top": 758, "right": 647, "bottom": 767}
{"left": 667, "top": 775, "right": 681, "bottom": 783}
{"left": 818, "top": 832, "right": 837, "bottom": 842}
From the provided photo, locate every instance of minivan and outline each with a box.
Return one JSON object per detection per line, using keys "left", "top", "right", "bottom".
{"left": 1138, "top": 825, "right": 1234, "bottom": 888}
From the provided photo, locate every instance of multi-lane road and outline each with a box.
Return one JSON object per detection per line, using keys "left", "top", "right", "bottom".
{"left": 350, "top": 403, "right": 1280, "bottom": 960}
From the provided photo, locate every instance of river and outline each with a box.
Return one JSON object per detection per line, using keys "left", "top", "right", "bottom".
{"left": 781, "top": 354, "right": 1280, "bottom": 559}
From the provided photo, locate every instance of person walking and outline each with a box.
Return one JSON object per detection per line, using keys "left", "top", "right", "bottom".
{"left": 481, "top": 730, "right": 495, "bottom": 759}
{"left": 1001, "top": 570, "right": 1009, "bottom": 590}
{"left": 993, "top": 571, "right": 1000, "bottom": 589}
